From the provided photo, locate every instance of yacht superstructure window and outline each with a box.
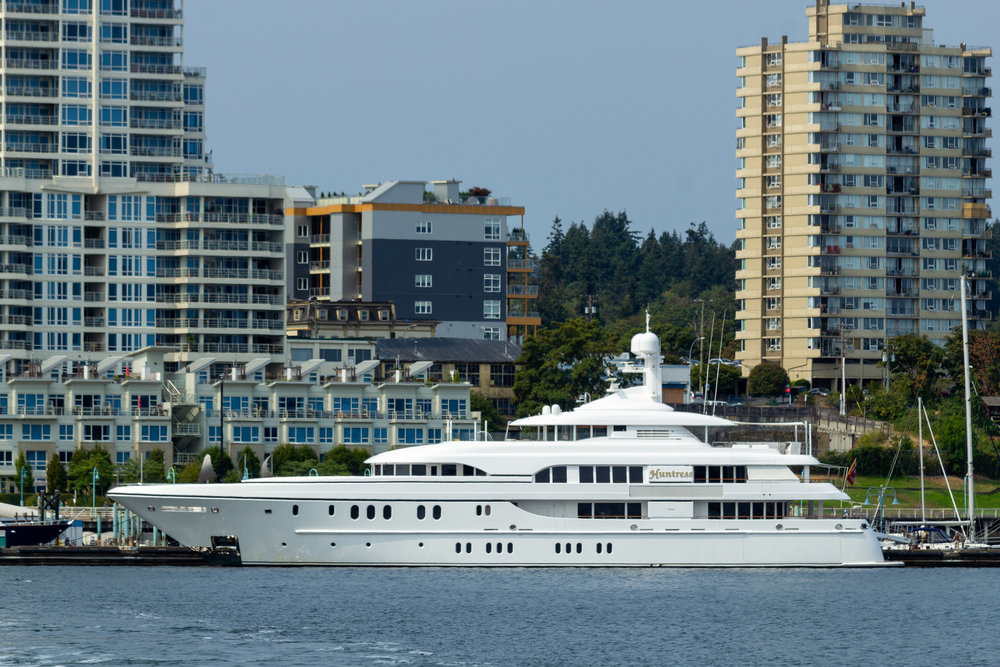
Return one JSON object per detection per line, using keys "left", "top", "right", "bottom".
{"left": 374, "top": 462, "right": 486, "bottom": 476}
{"left": 577, "top": 502, "right": 642, "bottom": 519}
{"left": 707, "top": 501, "right": 785, "bottom": 519}
{"left": 693, "top": 466, "right": 748, "bottom": 483}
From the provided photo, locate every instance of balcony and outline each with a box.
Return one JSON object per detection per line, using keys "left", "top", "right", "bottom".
{"left": 507, "top": 284, "right": 539, "bottom": 296}
{"left": 5, "top": 58, "right": 57, "bottom": 70}
{"left": 130, "top": 35, "right": 182, "bottom": 48}
{"left": 130, "top": 63, "right": 183, "bottom": 75}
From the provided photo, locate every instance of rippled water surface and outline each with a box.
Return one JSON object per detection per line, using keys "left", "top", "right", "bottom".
{"left": 2, "top": 566, "right": 997, "bottom": 666}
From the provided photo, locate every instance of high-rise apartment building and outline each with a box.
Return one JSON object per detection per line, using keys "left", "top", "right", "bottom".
{"left": 287, "top": 179, "right": 535, "bottom": 341}
{"left": 735, "top": 0, "right": 992, "bottom": 386}
{"left": 0, "top": 0, "right": 289, "bottom": 376}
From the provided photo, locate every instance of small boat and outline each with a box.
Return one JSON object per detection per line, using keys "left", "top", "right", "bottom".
{"left": 0, "top": 516, "right": 72, "bottom": 548}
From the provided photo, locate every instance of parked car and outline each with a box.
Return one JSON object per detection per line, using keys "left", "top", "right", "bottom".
{"left": 809, "top": 388, "right": 830, "bottom": 397}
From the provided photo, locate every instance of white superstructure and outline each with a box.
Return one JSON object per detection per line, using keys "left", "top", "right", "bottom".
{"left": 110, "top": 325, "right": 889, "bottom": 567}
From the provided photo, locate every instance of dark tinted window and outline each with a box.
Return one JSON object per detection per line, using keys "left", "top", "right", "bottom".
{"left": 708, "top": 502, "right": 721, "bottom": 519}
{"left": 694, "top": 466, "right": 707, "bottom": 483}
{"left": 412, "top": 464, "right": 426, "bottom": 476}
{"left": 596, "top": 466, "right": 610, "bottom": 483}
{"left": 534, "top": 468, "right": 550, "bottom": 483}
{"left": 442, "top": 464, "right": 457, "bottom": 476}
{"left": 383, "top": 505, "right": 392, "bottom": 520}
{"left": 417, "top": 505, "right": 426, "bottom": 520}
{"left": 328, "top": 505, "right": 335, "bottom": 516}
{"left": 366, "top": 505, "right": 375, "bottom": 520}
{"left": 551, "top": 466, "right": 567, "bottom": 483}
{"left": 577, "top": 503, "right": 592, "bottom": 518}
{"left": 579, "top": 466, "right": 593, "bottom": 483}
{"left": 628, "top": 466, "right": 643, "bottom": 483}
{"left": 463, "top": 464, "right": 474, "bottom": 476}
{"left": 292, "top": 505, "right": 299, "bottom": 516}
{"left": 594, "top": 502, "right": 624, "bottom": 518}
{"left": 612, "top": 467, "right": 627, "bottom": 483}
{"left": 433, "top": 505, "right": 442, "bottom": 520}
{"left": 627, "top": 502, "right": 642, "bottom": 519}
{"left": 350, "top": 505, "right": 359, "bottom": 520}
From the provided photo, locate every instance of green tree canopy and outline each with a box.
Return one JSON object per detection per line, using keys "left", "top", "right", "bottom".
{"left": 883, "top": 334, "right": 943, "bottom": 400}
{"left": 470, "top": 392, "right": 503, "bottom": 431}
{"left": 322, "top": 445, "right": 369, "bottom": 475}
{"left": 271, "top": 443, "right": 319, "bottom": 476}
{"left": 45, "top": 453, "right": 67, "bottom": 493}
{"left": 234, "top": 446, "right": 261, "bottom": 480}
{"left": 14, "top": 451, "right": 33, "bottom": 493}
{"left": 67, "top": 446, "right": 115, "bottom": 495}
{"left": 513, "top": 318, "right": 617, "bottom": 418}
{"left": 748, "top": 363, "right": 789, "bottom": 396}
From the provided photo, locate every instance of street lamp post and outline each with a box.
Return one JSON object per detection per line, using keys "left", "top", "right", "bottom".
{"left": 91, "top": 466, "right": 101, "bottom": 545}
{"left": 19, "top": 466, "right": 27, "bottom": 507}
{"left": 687, "top": 336, "right": 704, "bottom": 401}
{"left": 167, "top": 466, "right": 176, "bottom": 484}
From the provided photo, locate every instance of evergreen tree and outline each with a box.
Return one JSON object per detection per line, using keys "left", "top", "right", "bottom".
{"left": 45, "top": 453, "right": 67, "bottom": 493}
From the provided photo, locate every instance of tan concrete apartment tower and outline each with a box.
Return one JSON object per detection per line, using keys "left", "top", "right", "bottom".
{"left": 735, "top": 1, "right": 991, "bottom": 388}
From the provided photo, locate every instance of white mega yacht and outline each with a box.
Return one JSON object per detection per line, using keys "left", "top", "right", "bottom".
{"left": 110, "top": 326, "right": 889, "bottom": 567}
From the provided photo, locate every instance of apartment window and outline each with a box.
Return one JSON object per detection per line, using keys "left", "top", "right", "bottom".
{"left": 297, "top": 224, "right": 308, "bottom": 238}
{"left": 415, "top": 248, "right": 433, "bottom": 262}
{"left": 296, "top": 250, "right": 308, "bottom": 264}
{"left": 766, "top": 318, "right": 781, "bottom": 330}
{"left": 62, "top": 105, "right": 92, "bottom": 126}
{"left": 766, "top": 73, "right": 782, "bottom": 87}
{"left": 766, "top": 53, "right": 782, "bottom": 67}
{"left": 483, "top": 300, "right": 501, "bottom": 320}
{"left": 62, "top": 77, "right": 91, "bottom": 99}
{"left": 415, "top": 274, "right": 432, "bottom": 288}
{"left": 766, "top": 236, "right": 782, "bottom": 250}
{"left": 767, "top": 277, "right": 782, "bottom": 290}
{"left": 766, "top": 155, "right": 782, "bottom": 169}
{"left": 765, "top": 337, "right": 782, "bottom": 351}
{"left": 483, "top": 247, "right": 501, "bottom": 266}
{"left": 765, "top": 215, "right": 782, "bottom": 229}
{"left": 765, "top": 113, "right": 782, "bottom": 128}
{"left": 482, "top": 327, "right": 501, "bottom": 340}
{"left": 766, "top": 196, "right": 782, "bottom": 210}
{"left": 766, "top": 175, "right": 782, "bottom": 189}
{"left": 415, "top": 301, "right": 432, "bottom": 315}
{"left": 483, "top": 274, "right": 501, "bottom": 292}
{"left": 100, "top": 78, "right": 127, "bottom": 100}
{"left": 99, "top": 51, "right": 127, "bottom": 72}
{"left": 100, "top": 106, "right": 127, "bottom": 127}
{"left": 766, "top": 93, "right": 782, "bottom": 108}
{"left": 484, "top": 218, "right": 501, "bottom": 240}
{"left": 766, "top": 297, "right": 781, "bottom": 311}
{"left": 296, "top": 277, "right": 308, "bottom": 291}
{"left": 766, "top": 134, "right": 782, "bottom": 148}
{"left": 100, "top": 134, "right": 127, "bottom": 154}
{"left": 416, "top": 221, "right": 432, "bottom": 234}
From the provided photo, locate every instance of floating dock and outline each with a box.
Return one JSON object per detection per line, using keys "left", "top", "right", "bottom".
{"left": 882, "top": 547, "right": 1000, "bottom": 567}
{"left": 0, "top": 545, "right": 214, "bottom": 566}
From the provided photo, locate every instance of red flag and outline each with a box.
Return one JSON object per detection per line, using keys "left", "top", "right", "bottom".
{"left": 846, "top": 458, "right": 858, "bottom": 487}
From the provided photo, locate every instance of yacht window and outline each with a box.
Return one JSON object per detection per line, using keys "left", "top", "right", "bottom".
{"left": 596, "top": 467, "right": 611, "bottom": 483}
{"left": 575, "top": 543, "right": 582, "bottom": 554}
{"left": 628, "top": 466, "right": 643, "bottom": 483}
{"left": 476, "top": 468, "right": 487, "bottom": 477}
{"left": 351, "top": 505, "right": 360, "bottom": 520}
{"left": 412, "top": 464, "right": 426, "bottom": 476}
{"left": 753, "top": 502, "right": 765, "bottom": 519}
{"left": 738, "top": 502, "right": 751, "bottom": 519}
{"left": 565, "top": 542, "right": 572, "bottom": 553}
{"left": 708, "top": 502, "right": 721, "bottom": 519}
{"left": 442, "top": 464, "right": 457, "bottom": 476}
{"left": 433, "top": 505, "right": 442, "bottom": 520}
{"left": 606, "top": 543, "right": 612, "bottom": 554}
{"left": 383, "top": 505, "right": 391, "bottom": 520}
{"left": 383, "top": 464, "right": 394, "bottom": 476}
{"left": 375, "top": 465, "right": 382, "bottom": 475}
{"left": 463, "top": 465, "right": 475, "bottom": 476}
{"left": 366, "top": 505, "right": 376, "bottom": 520}
{"left": 465, "top": 543, "right": 472, "bottom": 554}
{"left": 417, "top": 505, "right": 426, "bottom": 520}
{"left": 612, "top": 467, "right": 627, "bottom": 484}
{"left": 596, "top": 543, "right": 602, "bottom": 554}
{"left": 551, "top": 466, "right": 567, "bottom": 483}
{"left": 395, "top": 464, "right": 409, "bottom": 475}
{"left": 496, "top": 542, "right": 502, "bottom": 553}
{"left": 328, "top": 505, "right": 335, "bottom": 516}
{"left": 708, "top": 467, "right": 722, "bottom": 484}
{"left": 594, "top": 502, "right": 624, "bottom": 518}
{"left": 612, "top": 424, "right": 626, "bottom": 432}
{"left": 430, "top": 466, "right": 438, "bottom": 476}
{"left": 577, "top": 502, "right": 593, "bottom": 518}
{"left": 485, "top": 505, "right": 491, "bottom": 516}
{"left": 476, "top": 505, "right": 483, "bottom": 516}
{"left": 627, "top": 503, "right": 642, "bottom": 519}
{"left": 455, "top": 543, "right": 461, "bottom": 554}
{"left": 593, "top": 426, "right": 607, "bottom": 437}
{"left": 724, "top": 466, "right": 736, "bottom": 483}
{"left": 507, "top": 543, "right": 513, "bottom": 553}
{"left": 555, "top": 543, "right": 561, "bottom": 554}
{"left": 579, "top": 466, "right": 593, "bottom": 483}
{"left": 486, "top": 543, "right": 493, "bottom": 553}
{"left": 534, "top": 469, "right": 551, "bottom": 483}
{"left": 694, "top": 466, "right": 707, "bottom": 483}
{"left": 723, "top": 503, "right": 737, "bottom": 519}
{"left": 292, "top": 505, "right": 299, "bottom": 516}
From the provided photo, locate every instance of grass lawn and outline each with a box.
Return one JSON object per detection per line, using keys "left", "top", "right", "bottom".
{"left": 810, "top": 473, "right": 1000, "bottom": 510}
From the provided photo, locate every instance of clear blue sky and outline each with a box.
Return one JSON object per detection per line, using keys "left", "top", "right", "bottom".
{"left": 185, "top": 0, "right": 998, "bottom": 250}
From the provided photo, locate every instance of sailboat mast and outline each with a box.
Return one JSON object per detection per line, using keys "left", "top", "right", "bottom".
{"left": 918, "top": 396, "right": 925, "bottom": 524}
{"left": 960, "top": 275, "right": 975, "bottom": 542}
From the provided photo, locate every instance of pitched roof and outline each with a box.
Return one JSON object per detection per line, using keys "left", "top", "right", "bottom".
{"left": 377, "top": 337, "right": 521, "bottom": 364}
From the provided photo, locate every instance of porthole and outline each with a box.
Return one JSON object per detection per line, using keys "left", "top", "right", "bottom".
{"left": 455, "top": 542, "right": 461, "bottom": 554}
{"left": 417, "top": 505, "right": 426, "bottom": 520}
{"left": 465, "top": 542, "right": 472, "bottom": 554}
{"left": 835, "top": 523, "right": 843, "bottom": 531}
{"left": 506, "top": 542, "right": 513, "bottom": 554}
{"left": 576, "top": 543, "right": 582, "bottom": 554}
{"left": 432, "top": 505, "right": 441, "bottom": 520}
{"left": 496, "top": 542, "right": 502, "bottom": 553}
{"left": 555, "top": 543, "right": 561, "bottom": 554}
{"left": 486, "top": 543, "right": 493, "bottom": 554}
{"left": 565, "top": 542, "right": 571, "bottom": 554}
{"left": 365, "top": 542, "right": 371, "bottom": 548}
{"left": 476, "top": 505, "right": 482, "bottom": 516}
{"left": 485, "top": 505, "right": 491, "bottom": 516}
{"left": 418, "top": 542, "right": 424, "bottom": 548}
{"left": 264, "top": 509, "right": 272, "bottom": 514}
{"left": 776, "top": 524, "right": 784, "bottom": 530}
{"left": 292, "top": 505, "right": 299, "bottom": 516}
{"left": 281, "top": 542, "right": 287, "bottom": 547}
{"left": 607, "top": 543, "right": 613, "bottom": 554}
{"left": 383, "top": 505, "right": 392, "bottom": 520}
{"left": 350, "top": 505, "right": 359, "bottom": 520}
{"left": 366, "top": 505, "right": 375, "bottom": 520}
{"left": 597, "top": 543, "right": 603, "bottom": 554}
{"left": 330, "top": 542, "right": 336, "bottom": 547}
{"left": 328, "top": 505, "right": 335, "bottom": 516}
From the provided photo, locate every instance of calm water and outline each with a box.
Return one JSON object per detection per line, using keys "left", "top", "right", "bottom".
{"left": 1, "top": 566, "right": 997, "bottom": 666}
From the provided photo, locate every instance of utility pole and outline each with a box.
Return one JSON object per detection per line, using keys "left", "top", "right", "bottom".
{"left": 839, "top": 328, "right": 846, "bottom": 417}
{"left": 583, "top": 294, "right": 598, "bottom": 321}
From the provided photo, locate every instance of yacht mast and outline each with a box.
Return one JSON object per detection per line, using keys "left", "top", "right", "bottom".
{"left": 960, "top": 275, "right": 975, "bottom": 542}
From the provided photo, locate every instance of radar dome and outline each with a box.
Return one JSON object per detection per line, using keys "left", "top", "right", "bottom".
{"left": 630, "top": 331, "right": 660, "bottom": 356}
